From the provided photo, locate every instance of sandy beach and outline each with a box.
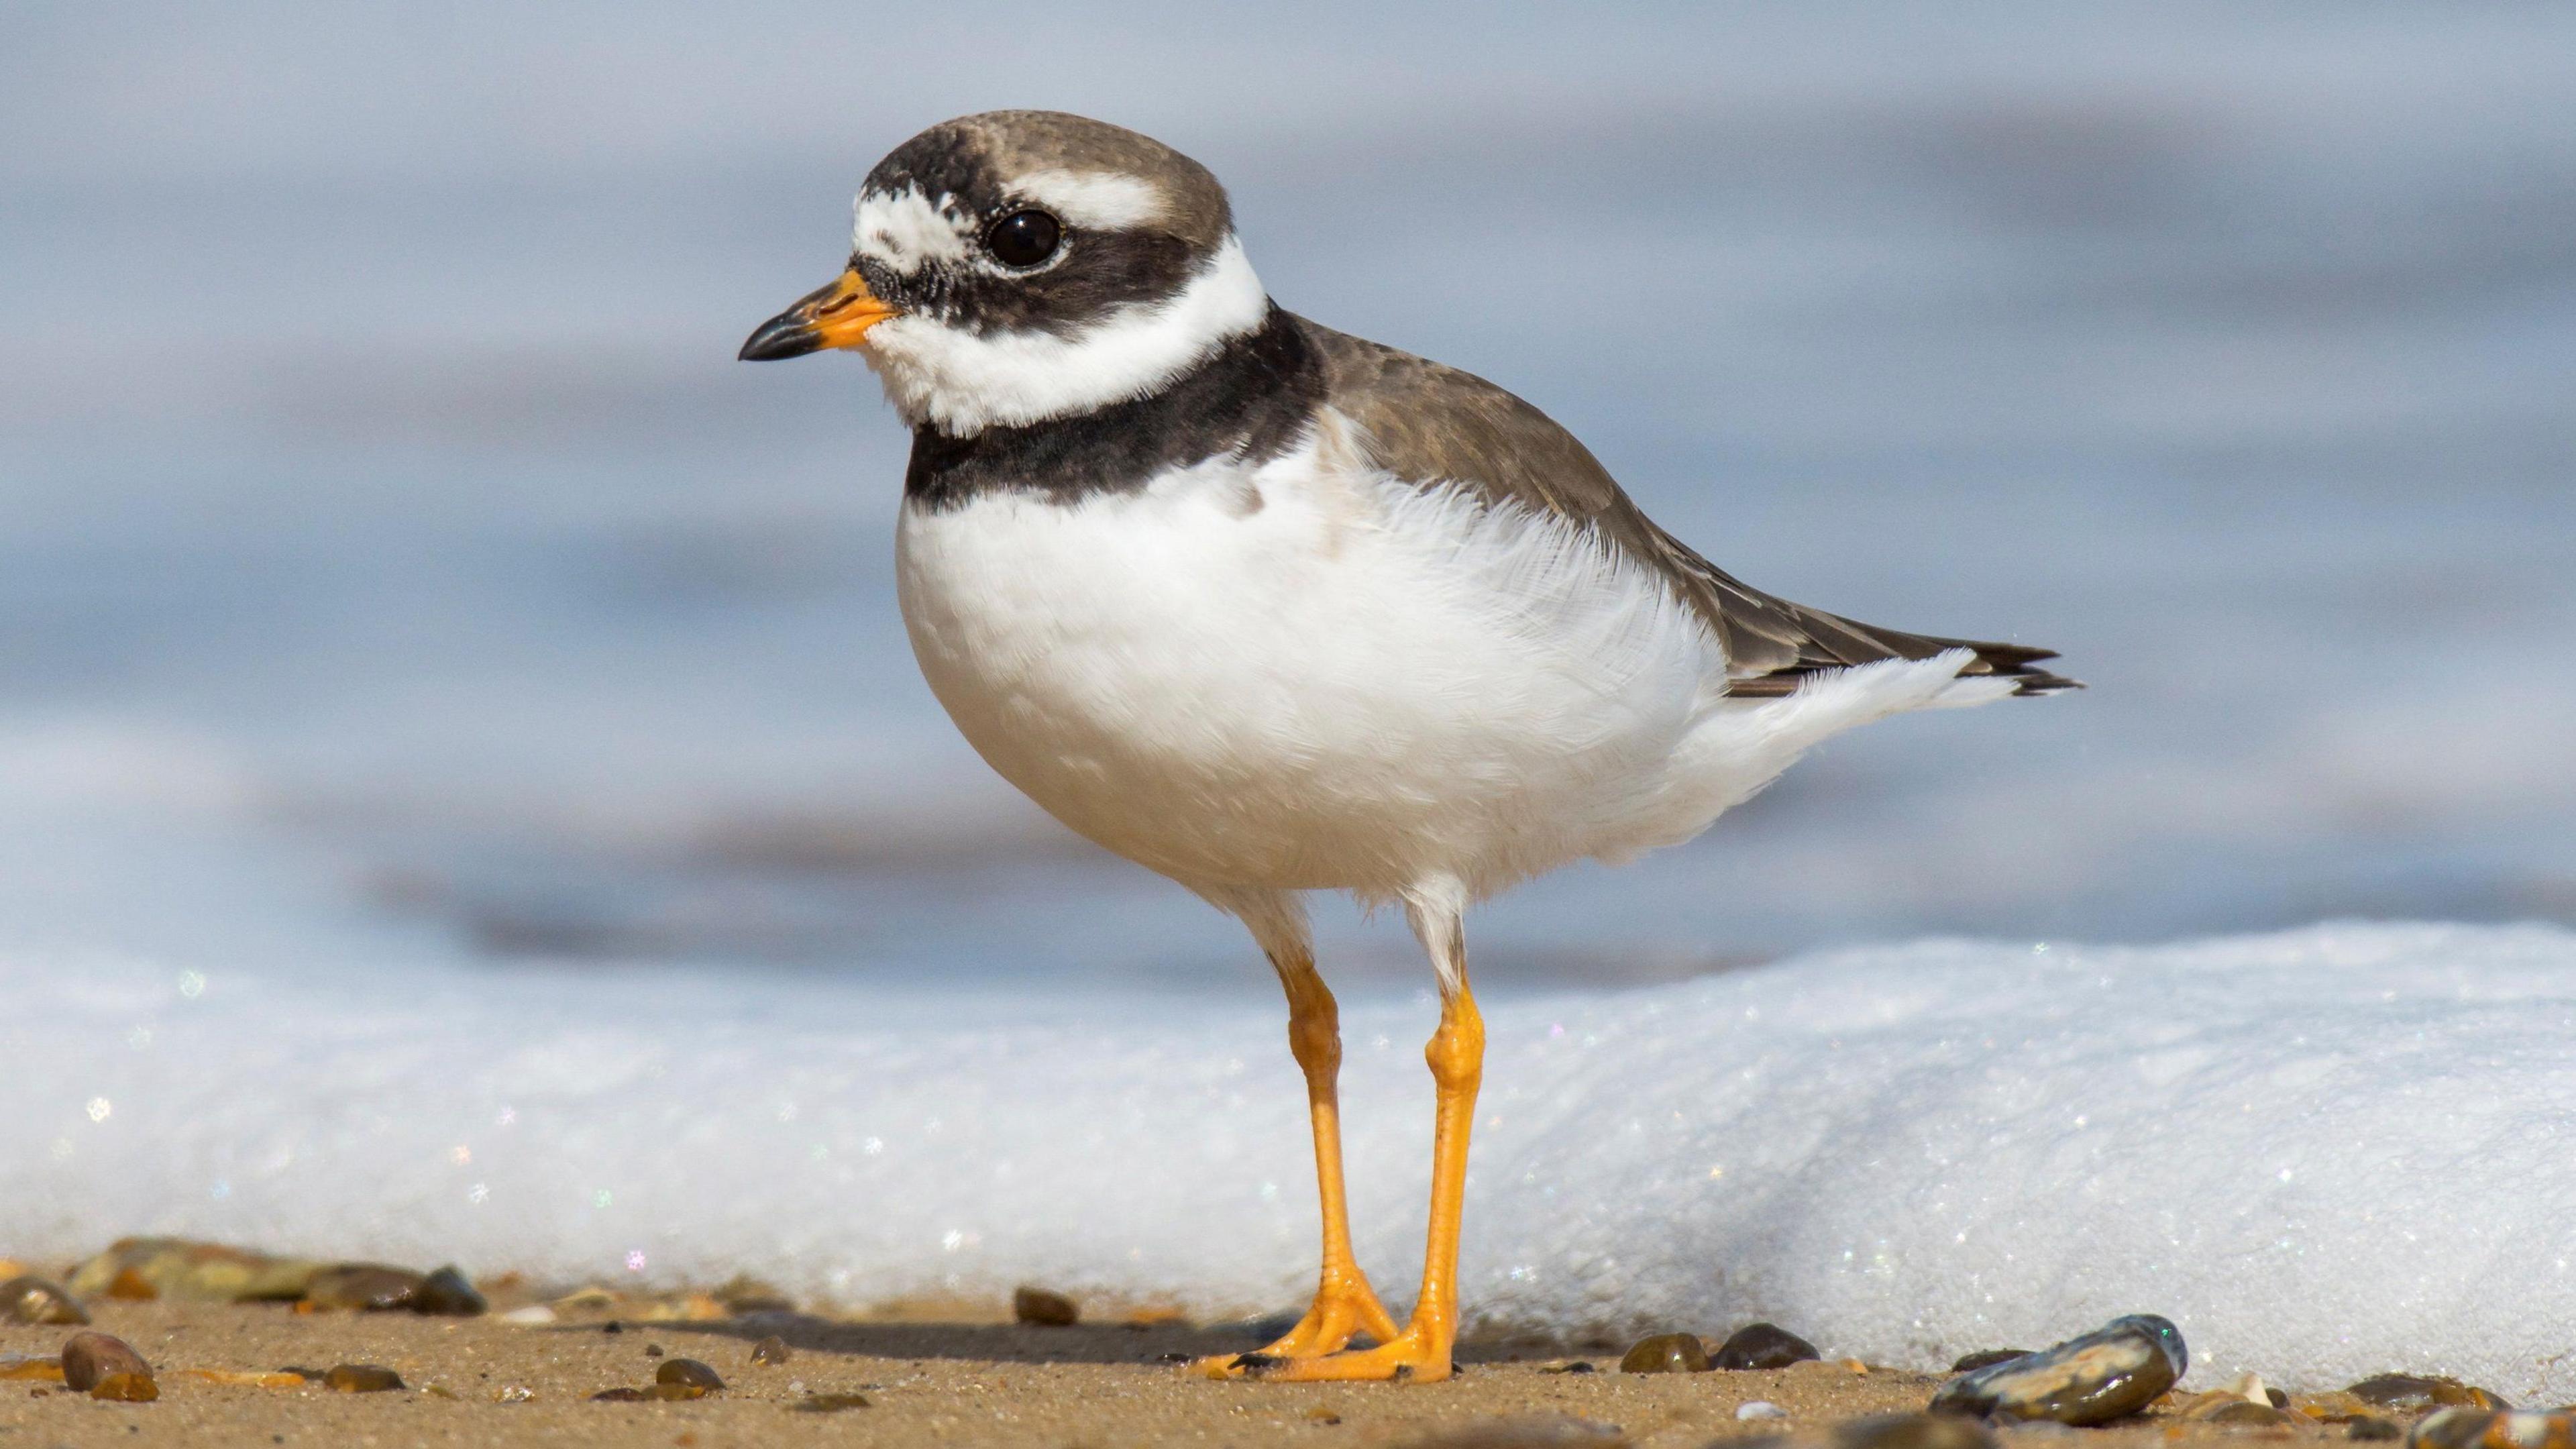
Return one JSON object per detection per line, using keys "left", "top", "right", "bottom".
{"left": 1, "top": 1283, "right": 2459, "bottom": 1449}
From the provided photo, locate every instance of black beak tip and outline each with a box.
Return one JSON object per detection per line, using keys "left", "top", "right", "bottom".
{"left": 738, "top": 314, "right": 823, "bottom": 362}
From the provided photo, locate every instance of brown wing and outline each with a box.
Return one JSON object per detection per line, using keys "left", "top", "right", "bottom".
{"left": 1298, "top": 316, "right": 2077, "bottom": 697}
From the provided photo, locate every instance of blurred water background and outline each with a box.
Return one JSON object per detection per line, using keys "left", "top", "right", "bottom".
{"left": 6, "top": 1, "right": 2574, "bottom": 999}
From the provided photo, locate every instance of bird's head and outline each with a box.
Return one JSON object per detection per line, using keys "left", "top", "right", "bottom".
{"left": 740, "top": 111, "right": 1267, "bottom": 437}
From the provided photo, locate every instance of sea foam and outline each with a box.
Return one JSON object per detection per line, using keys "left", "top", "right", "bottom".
{"left": 6, "top": 920, "right": 2573, "bottom": 1397}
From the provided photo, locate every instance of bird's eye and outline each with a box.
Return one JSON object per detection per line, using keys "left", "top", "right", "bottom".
{"left": 984, "top": 209, "right": 1062, "bottom": 268}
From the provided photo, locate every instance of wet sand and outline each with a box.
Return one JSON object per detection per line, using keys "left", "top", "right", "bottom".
{"left": 1, "top": 1299, "right": 2364, "bottom": 1448}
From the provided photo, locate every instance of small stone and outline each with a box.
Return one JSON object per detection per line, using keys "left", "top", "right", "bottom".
{"left": 0, "top": 1355, "right": 62, "bottom": 1383}
{"left": 657, "top": 1358, "right": 724, "bottom": 1392}
{"left": 1928, "top": 1314, "right": 2187, "bottom": 1427}
{"left": 1542, "top": 1361, "right": 1597, "bottom": 1375}
{"left": 592, "top": 1386, "right": 651, "bottom": 1402}
{"left": 1617, "top": 1332, "right": 1710, "bottom": 1373}
{"left": 498, "top": 1305, "right": 557, "bottom": 1326}
{"left": 322, "top": 1363, "right": 406, "bottom": 1393}
{"left": 2298, "top": 1393, "right": 2385, "bottom": 1424}
{"left": 1954, "top": 1350, "right": 2033, "bottom": 1373}
{"left": 647, "top": 1382, "right": 709, "bottom": 1401}
{"left": 60, "top": 1331, "right": 152, "bottom": 1391}
{"left": 2350, "top": 1376, "right": 2511, "bottom": 1412}
{"left": 1738, "top": 1400, "right": 1791, "bottom": 1421}
{"left": 304, "top": 1264, "right": 425, "bottom": 1311}
{"left": 1013, "top": 1285, "right": 1080, "bottom": 1326}
{"left": 424, "top": 1383, "right": 462, "bottom": 1399}
{"left": 603, "top": 1320, "right": 625, "bottom": 1334}
{"left": 410, "top": 1265, "right": 486, "bottom": 1317}
{"left": 2408, "top": 1411, "right": 2574, "bottom": 1449}
{"left": 3, "top": 1277, "right": 88, "bottom": 1326}
{"left": 751, "top": 1336, "right": 792, "bottom": 1366}
{"left": 796, "top": 1392, "right": 873, "bottom": 1412}
{"left": 645, "top": 1344, "right": 664, "bottom": 1358}
{"left": 2206, "top": 1403, "right": 2301, "bottom": 1428}
{"left": 494, "top": 1385, "right": 537, "bottom": 1403}
{"left": 89, "top": 1371, "right": 158, "bottom": 1402}
{"left": 175, "top": 1369, "right": 306, "bottom": 1388}
{"left": 1837, "top": 1411, "right": 2001, "bottom": 1449}
{"left": 1716, "top": 1322, "right": 1821, "bottom": 1371}
{"left": 107, "top": 1268, "right": 159, "bottom": 1301}
{"left": 2348, "top": 1417, "right": 2402, "bottom": 1441}
{"left": 69, "top": 1237, "right": 321, "bottom": 1303}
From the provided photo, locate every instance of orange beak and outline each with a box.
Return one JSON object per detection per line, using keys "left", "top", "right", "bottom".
{"left": 737, "top": 266, "right": 900, "bottom": 360}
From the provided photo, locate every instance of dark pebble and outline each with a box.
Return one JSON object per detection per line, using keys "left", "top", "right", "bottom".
{"left": 2348, "top": 1416, "right": 2402, "bottom": 1442}
{"left": 303, "top": 1265, "right": 424, "bottom": 1312}
{"left": 2206, "top": 1403, "right": 2300, "bottom": 1428}
{"left": 1836, "top": 1411, "right": 2000, "bottom": 1449}
{"left": 322, "top": 1364, "right": 406, "bottom": 1393}
{"left": 2349, "top": 1376, "right": 2510, "bottom": 1412}
{"left": 1617, "top": 1332, "right": 1710, "bottom": 1374}
{"left": 1542, "top": 1361, "right": 1597, "bottom": 1375}
{"left": 89, "top": 1372, "right": 158, "bottom": 1403}
{"left": 1928, "top": 1314, "right": 2187, "bottom": 1427}
{"left": 2408, "top": 1410, "right": 2573, "bottom": 1449}
{"left": 1013, "top": 1285, "right": 1079, "bottom": 1326}
{"left": 409, "top": 1265, "right": 486, "bottom": 1317}
{"left": 1952, "top": 1350, "right": 2033, "bottom": 1373}
{"left": 1717, "top": 1322, "right": 1821, "bottom": 1371}
{"left": 602, "top": 1320, "right": 624, "bottom": 1334}
{"left": 796, "top": 1392, "right": 873, "bottom": 1412}
{"left": 2, "top": 1277, "right": 88, "bottom": 1326}
{"left": 751, "top": 1336, "right": 792, "bottom": 1366}
{"left": 656, "top": 1358, "right": 723, "bottom": 1392}
{"left": 644, "top": 1344, "right": 663, "bottom": 1358}
{"left": 60, "top": 1332, "right": 151, "bottom": 1392}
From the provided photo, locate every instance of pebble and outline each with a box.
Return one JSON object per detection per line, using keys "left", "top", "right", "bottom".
{"left": 1927, "top": 1313, "right": 2187, "bottom": 1427}
{"left": 0, "top": 1354, "right": 62, "bottom": 1383}
{"left": 68, "top": 1237, "right": 322, "bottom": 1303}
{"left": 1717, "top": 1322, "right": 1822, "bottom": 1371}
{"left": 2353, "top": 1376, "right": 2513, "bottom": 1413}
{"left": 1617, "top": 1332, "right": 1710, "bottom": 1374}
{"left": 176, "top": 1369, "right": 305, "bottom": 1388}
{"left": 303, "top": 1264, "right": 425, "bottom": 1311}
{"left": 323, "top": 1363, "right": 407, "bottom": 1393}
{"left": 657, "top": 1358, "right": 724, "bottom": 1392}
{"left": 645, "top": 1344, "right": 665, "bottom": 1358}
{"left": 411, "top": 1265, "right": 487, "bottom": 1317}
{"left": 1954, "top": 1350, "right": 2035, "bottom": 1373}
{"left": 1739, "top": 1400, "right": 1791, "bottom": 1421}
{"left": 60, "top": 1331, "right": 152, "bottom": 1392}
{"left": 498, "top": 1304, "right": 558, "bottom": 1326}
{"left": 1837, "top": 1411, "right": 2002, "bottom": 1449}
{"left": 796, "top": 1392, "right": 873, "bottom": 1412}
{"left": 751, "top": 1335, "right": 792, "bottom": 1366}
{"left": 2408, "top": 1409, "right": 2576, "bottom": 1449}
{"left": 494, "top": 1385, "right": 537, "bottom": 1403}
{"left": 2, "top": 1277, "right": 88, "bottom": 1326}
{"left": 1013, "top": 1285, "right": 1080, "bottom": 1326}
{"left": 89, "top": 1371, "right": 158, "bottom": 1402}
{"left": 2349, "top": 1417, "right": 2404, "bottom": 1441}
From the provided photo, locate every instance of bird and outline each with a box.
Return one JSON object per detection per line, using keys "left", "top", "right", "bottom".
{"left": 739, "top": 110, "right": 2074, "bottom": 1384}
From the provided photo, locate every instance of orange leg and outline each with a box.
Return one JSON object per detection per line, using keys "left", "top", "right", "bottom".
{"left": 1189, "top": 938, "right": 1397, "bottom": 1377}
{"left": 1224, "top": 897, "right": 1485, "bottom": 1384}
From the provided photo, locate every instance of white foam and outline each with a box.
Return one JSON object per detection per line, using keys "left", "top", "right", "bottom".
{"left": 6, "top": 920, "right": 2575, "bottom": 1398}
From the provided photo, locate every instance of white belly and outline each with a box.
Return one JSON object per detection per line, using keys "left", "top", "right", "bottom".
{"left": 892, "top": 435, "right": 1732, "bottom": 899}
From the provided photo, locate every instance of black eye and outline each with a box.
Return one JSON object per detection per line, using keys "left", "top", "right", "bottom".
{"left": 984, "top": 209, "right": 1062, "bottom": 268}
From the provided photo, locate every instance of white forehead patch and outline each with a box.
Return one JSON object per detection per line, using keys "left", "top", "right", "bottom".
{"left": 853, "top": 186, "right": 970, "bottom": 275}
{"left": 1008, "top": 169, "right": 1168, "bottom": 230}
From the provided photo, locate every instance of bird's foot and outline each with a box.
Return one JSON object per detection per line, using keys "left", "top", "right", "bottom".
{"left": 1214, "top": 1324, "right": 1456, "bottom": 1383}
{"left": 1185, "top": 1273, "right": 1401, "bottom": 1379}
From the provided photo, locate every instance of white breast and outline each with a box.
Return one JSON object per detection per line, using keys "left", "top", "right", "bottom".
{"left": 893, "top": 422, "right": 1754, "bottom": 901}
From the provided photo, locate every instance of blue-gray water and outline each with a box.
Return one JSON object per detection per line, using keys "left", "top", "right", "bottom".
{"left": 5, "top": 3, "right": 2573, "bottom": 995}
